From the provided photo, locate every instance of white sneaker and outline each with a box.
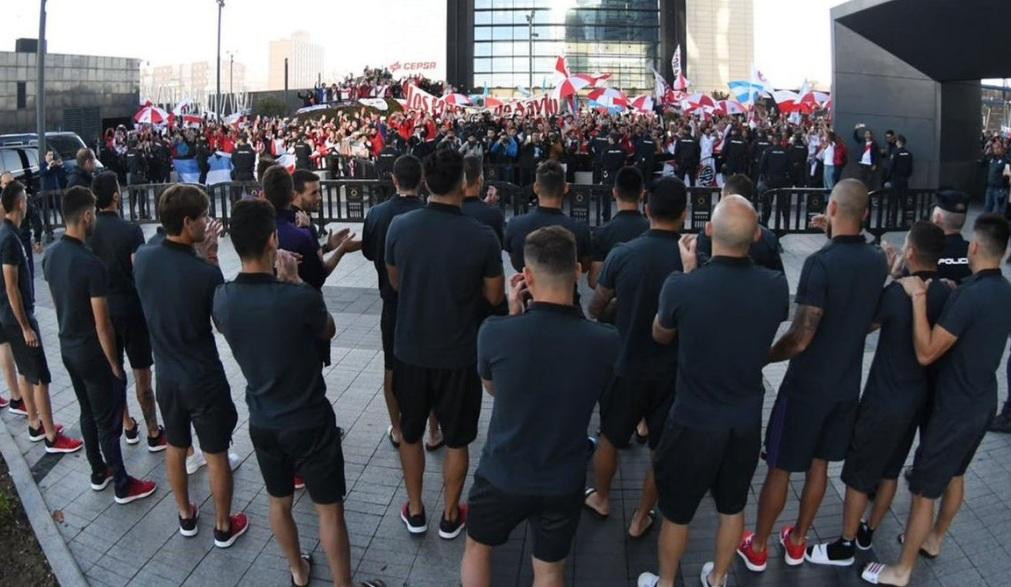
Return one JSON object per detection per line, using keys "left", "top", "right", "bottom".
{"left": 699, "top": 562, "right": 716, "bottom": 586}
{"left": 637, "top": 572, "right": 660, "bottom": 587}
{"left": 227, "top": 452, "right": 241, "bottom": 471}
{"left": 186, "top": 450, "right": 207, "bottom": 475}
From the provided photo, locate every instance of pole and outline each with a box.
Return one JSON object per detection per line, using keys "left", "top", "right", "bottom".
{"left": 284, "top": 58, "right": 289, "bottom": 93}
{"left": 229, "top": 53, "right": 233, "bottom": 96}
{"left": 215, "top": 0, "right": 223, "bottom": 119}
{"left": 526, "top": 10, "right": 534, "bottom": 93}
{"left": 36, "top": 0, "right": 47, "bottom": 157}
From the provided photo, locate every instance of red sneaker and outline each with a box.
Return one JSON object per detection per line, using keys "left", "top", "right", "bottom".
{"left": 294, "top": 475, "right": 305, "bottom": 490}
{"left": 214, "top": 513, "right": 249, "bottom": 548}
{"left": 737, "top": 531, "right": 768, "bottom": 572}
{"left": 0, "top": 395, "right": 8, "bottom": 409}
{"left": 44, "top": 432, "right": 83, "bottom": 454}
{"left": 114, "top": 477, "right": 157, "bottom": 505}
{"left": 780, "top": 526, "right": 806, "bottom": 566}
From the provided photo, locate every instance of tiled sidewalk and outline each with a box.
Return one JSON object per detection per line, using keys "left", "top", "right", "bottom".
{"left": 2, "top": 223, "right": 1009, "bottom": 586}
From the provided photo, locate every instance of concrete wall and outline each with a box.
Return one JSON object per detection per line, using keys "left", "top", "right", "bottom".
{"left": 0, "top": 51, "right": 140, "bottom": 140}
{"left": 686, "top": 0, "right": 754, "bottom": 94}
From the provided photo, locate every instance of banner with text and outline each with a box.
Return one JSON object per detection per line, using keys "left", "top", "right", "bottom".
{"left": 404, "top": 84, "right": 559, "bottom": 118}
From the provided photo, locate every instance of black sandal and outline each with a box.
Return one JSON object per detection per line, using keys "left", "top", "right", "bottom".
{"left": 291, "top": 553, "right": 311, "bottom": 587}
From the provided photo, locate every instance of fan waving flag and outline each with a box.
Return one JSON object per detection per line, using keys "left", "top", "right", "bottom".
{"left": 670, "top": 44, "right": 690, "bottom": 91}
{"left": 728, "top": 66, "right": 770, "bottom": 105}
{"left": 587, "top": 87, "right": 629, "bottom": 109}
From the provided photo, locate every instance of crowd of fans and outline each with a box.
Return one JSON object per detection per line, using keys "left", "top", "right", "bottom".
{"left": 297, "top": 67, "right": 446, "bottom": 107}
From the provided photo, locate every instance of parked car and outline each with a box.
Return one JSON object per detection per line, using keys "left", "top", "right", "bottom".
{"left": 0, "top": 132, "right": 102, "bottom": 177}
{"left": 0, "top": 146, "right": 40, "bottom": 194}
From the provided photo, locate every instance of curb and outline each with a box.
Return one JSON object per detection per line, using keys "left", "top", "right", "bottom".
{"left": 0, "top": 415, "right": 88, "bottom": 586}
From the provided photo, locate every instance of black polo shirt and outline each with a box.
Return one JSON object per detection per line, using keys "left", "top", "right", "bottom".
{"left": 476, "top": 302, "right": 619, "bottom": 495}
{"left": 88, "top": 211, "right": 145, "bottom": 315}
{"left": 598, "top": 229, "right": 682, "bottom": 379}
{"left": 591, "top": 210, "right": 649, "bottom": 262}
{"left": 385, "top": 202, "right": 503, "bottom": 369}
{"left": 503, "top": 207, "right": 592, "bottom": 272}
{"left": 462, "top": 196, "right": 506, "bottom": 246}
{"left": 936, "top": 233, "right": 971, "bottom": 284}
{"left": 361, "top": 195, "right": 424, "bottom": 301}
{"left": 0, "top": 218, "right": 34, "bottom": 327}
{"left": 695, "top": 226, "right": 784, "bottom": 272}
{"left": 863, "top": 272, "right": 951, "bottom": 410}
{"left": 134, "top": 239, "right": 227, "bottom": 392}
{"left": 781, "top": 235, "right": 888, "bottom": 401}
{"left": 42, "top": 235, "right": 107, "bottom": 352}
{"left": 657, "top": 256, "right": 789, "bottom": 428}
{"left": 213, "top": 273, "right": 331, "bottom": 429}
{"left": 933, "top": 269, "right": 1011, "bottom": 417}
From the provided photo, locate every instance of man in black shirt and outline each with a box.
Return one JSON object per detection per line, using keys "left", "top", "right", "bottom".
{"left": 361, "top": 156, "right": 441, "bottom": 450}
{"left": 930, "top": 190, "right": 971, "bottom": 284}
{"left": 695, "top": 175, "right": 784, "bottom": 272}
{"left": 0, "top": 181, "right": 82, "bottom": 453}
{"left": 862, "top": 214, "right": 1011, "bottom": 587}
{"left": 43, "top": 186, "right": 157, "bottom": 504}
{"left": 587, "top": 166, "right": 649, "bottom": 289}
{"left": 88, "top": 172, "right": 165, "bottom": 451}
{"left": 385, "top": 149, "right": 504, "bottom": 539}
{"left": 213, "top": 200, "right": 383, "bottom": 587}
{"left": 637, "top": 195, "right": 789, "bottom": 587}
{"left": 583, "top": 177, "right": 685, "bottom": 539}
{"left": 135, "top": 185, "right": 248, "bottom": 548}
{"left": 673, "top": 130, "right": 700, "bottom": 187}
{"left": 231, "top": 135, "right": 256, "bottom": 182}
{"left": 461, "top": 226, "right": 619, "bottom": 586}
{"left": 739, "top": 179, "right": 887, "bottom": 571}
{"left": 461, "top": 155, "right": 506, "bottom": 245}
{"left": 807, "top": 221, "right": 951, "bottom": 566}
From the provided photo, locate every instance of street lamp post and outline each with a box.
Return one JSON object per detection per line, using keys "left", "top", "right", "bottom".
{"left": 36, "top": 0, "right": 47, "bottom": 157}
{"left": 525, "top": 10, "right": 536, "bottom": 93}
{"left": 215, "top": 0, "right": 224, "bottom": 118}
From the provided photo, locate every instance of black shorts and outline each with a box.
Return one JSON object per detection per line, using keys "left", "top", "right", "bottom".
{"left": 599, "top": 375, "right": 674, "bottom": 450}
{"left": 4, "top": 319, "right": 52, "bottom": 385}
{"left": 654, "top": 421, "right": 761, "bottom": 524}
{"left": 251, "top": 414, "right": 346, "bottom": 505}
{"left": 467, "top": 475, "right": 581, "bottom": 563}
{"left": 111, "top": 310, "right": 154, "bottom": 370}
{"left": 908, "top": 410, "right": 990, "bottom": 499}
{"left": 156, "top": 378, "right": 237, "bottom": 454}
{"left": 393, "top": 361, "right": 481, "bottom": 448}
{"left": 380, "top": 300, "right": 397, "bottom": 370}
{"left": 764, "top": 394, "right": 858, "bottom": 472}
{"left": 841, "top": 399, "right": 921, "bottom": 494}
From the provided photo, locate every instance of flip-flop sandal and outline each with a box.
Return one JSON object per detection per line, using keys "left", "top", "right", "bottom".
{"left": 896, "top": 533, "right": 938, "bottom": 559}
{"left": 359, "top": 581, "right": 387, "bottom": 587}
{"left": 386, "top": 425, "right": 400, "bottom": 449}
{"left": 861, "top": 562, "right": 904, "bottom": 585}
{"left": 424, "top": 435, "right": 445, "bottom": 452}
{"left": 628, "top": 509, "right": 656, "bottom": 540}
{"left": 582, "top": 488, "right": 608, "bottom": 520}
{"left": 634, "top": 430, "right": 648, "bottom": 445}
{"left": 291, "top": 553, "right": 312, "bottom": 587}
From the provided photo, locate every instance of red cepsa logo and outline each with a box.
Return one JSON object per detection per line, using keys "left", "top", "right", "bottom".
{"left": 389, "top": 61, "right": 437, "bottom": 73}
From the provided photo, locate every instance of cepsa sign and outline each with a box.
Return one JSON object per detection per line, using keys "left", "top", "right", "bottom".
{"left": 389, "top": 61, "right": 437, "bottom": 74}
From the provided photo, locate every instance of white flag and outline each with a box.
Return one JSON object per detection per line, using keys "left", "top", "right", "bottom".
{"left": 671, "top": 45, "right": 682, "bottom": 80}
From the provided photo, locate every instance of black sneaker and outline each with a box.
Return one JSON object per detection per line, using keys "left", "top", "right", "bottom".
{"left": 989, "top": 413, "right": 1011, "bottom": 433}
{"left": 805, "top": 537, "right": 856, "bottom": 567}
{"left": 179, "top": 502, "right": 199, "bottom": 537}
{"left": 124, "top": 417, "right": 140, "bottom": 445}
{"left": 856, "top": 521, "right": 874, "bottom": 550}
{"left": 30, "top": 423, "right": 63, "bottom": 442}
{"left": 90, "top": 469, "right": 113, "bottom": 491}
{"left": 147, "top": 426, "right": 167, "bottom": 452}
{"left": 438, "top": 504, "right": 468, "bottom": 540}
{"left": 8, "top": 398, "right": 27, "bottom": 416}
{"left": 400, "top": 502, "right": 427, "bottom": 535}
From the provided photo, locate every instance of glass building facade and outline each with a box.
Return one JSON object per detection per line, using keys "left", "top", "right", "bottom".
{"left": 471, "top": 0, "right": 661, "bottom": 93}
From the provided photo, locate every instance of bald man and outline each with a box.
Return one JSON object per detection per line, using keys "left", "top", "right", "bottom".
{"left": 738, "top": 179, "right": 888, "bottom": 572}
{"left": 637, "top": 196, "right": 789, "bottom": 587}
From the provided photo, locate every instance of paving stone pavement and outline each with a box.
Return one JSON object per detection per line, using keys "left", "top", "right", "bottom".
{"left": 3, "top": 217, "right": 1010, "bottom": 587}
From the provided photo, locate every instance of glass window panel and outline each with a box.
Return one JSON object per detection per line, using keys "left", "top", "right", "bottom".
{"left": 475, "top": 11, "right": 492, "bottom": 25}
{"left": 474, "top": 26, "right": 491, "bottom": 41}
{"left": 475, "top": 42, "right": 493, "bottom": 57}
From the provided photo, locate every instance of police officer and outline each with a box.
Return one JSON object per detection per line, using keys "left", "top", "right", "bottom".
{"left": 293, "top": 136, "right": 313, "bottom": 171}
{"left": 887, "top": 135, "right": 913, "bottom": 193}
{"left": 375, "top": 142, "right": 401, "bottom": 180}
{"left": 930, "top": 190, "right": 971, "bottom": 284}
{"left": 722, "top": 128, "right": 749, "bottom": 178}
{"left": 602, "top": 135, "right": 628, "bottom": 221}
{"left": 195, "top": 137, "right": 211, "bottom": 185}
{"left": 759, "top": 140, "right": 791, "bottom": 228}
{"left": 749, "top": 132, "right": 772, "bottom": 185}
{"left": 634, "top": 131, "right": 657, "bottom": 181}
{"left": 125, "top": 140, "right": 149, "bottom": 220}
{"left": 231, "top": 136, "right": 256, "bottom": 182}
{"left": 789, "top": 134, "right": 809, "bottom": 187}
{"left": 673, "top": 129, "right": 700, "bottom": 187}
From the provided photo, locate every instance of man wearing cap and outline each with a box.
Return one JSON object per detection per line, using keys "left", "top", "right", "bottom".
{"left": 931, "top": 190, "right": 971, "bottom": 285}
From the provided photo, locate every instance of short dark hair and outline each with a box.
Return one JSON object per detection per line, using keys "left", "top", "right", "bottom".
{"left": 524, "top": 225, "right": 577, "bottom": 279}
{"left": 91, "top": 171, "right": 120, "bottom": 209}
{"left": 393, "top": 154, "right": 423, "bottom": 191}
{"left": 158, "top": 184, "right": 209, "bottom": 236}
{"left": 1, "top": 180, "right": 26, "bottom": 213}
{"left": 535, "top": 160, "right": 566, "bottom": 198}
{"left": 906, "top": 220, "right": 945, "bottom": 267}
{"left": 897, "top": 135, "right": 907, "bottom": 144}
{"left": 262, "top": 165, "right": 294, "bottom": 210}
{"left": 62, "top": 186, "right": 96, "bottom": 224}
{"left": 256, "top": 158, "right": 274, "bottom": 182}
{"left": 292, "top": 169, "right": 319, "bottom": 195}
{"left": 972, "top": 213, "right": 1010, "bottom": 260}
{"left": 646, "top": 177, "right": 688, "bottom": 221}
{"left": 723, "top": 174, "right": 755, "bottom": 200}
{"left": 75, "top": 148, "right": 95, "bottom": 168}
{"left": 423, "top": 149, "right": 464, "bottom": 196}
{"left": 230, "top": 199, "right": 277, "bottom": 260}
{"left": 614, "top": 167, "right": 643, "bottom": 203}
{"left": 463, "top": 154, "right": 483, "bottom": 186}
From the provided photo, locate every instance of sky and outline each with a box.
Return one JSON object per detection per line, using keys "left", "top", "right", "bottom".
{"left": 3, "top": 0, "right": 847, "bottom": 90}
